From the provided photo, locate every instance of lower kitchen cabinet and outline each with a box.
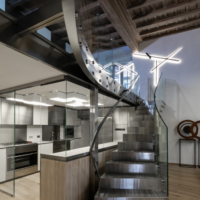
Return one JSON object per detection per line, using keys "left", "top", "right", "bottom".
{"left": 38, "top": 143, "right": 53, "bottom": 171}
{"left": 0, "top": 149, "right": 6, "bottom": 182}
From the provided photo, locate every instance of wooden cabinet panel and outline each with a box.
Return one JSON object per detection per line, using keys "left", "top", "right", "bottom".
{"left": 41, "top": 147, "right": 116, "bottom": 200}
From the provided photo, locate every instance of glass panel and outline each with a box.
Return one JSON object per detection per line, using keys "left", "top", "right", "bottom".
{"left": 77, "top": 0, "right": 137, "bottom": 87}
{"left": 14, "top": 81, "right": 68, "bottom": 198}
{"left": 65, "top": 81, "right": 91, "bottom": 154}
{"left": 0, "top": 92, "right": 15, "bottom": 197}
{"left": 37, "top": 21, "right": 74, "bottom": 55}
{"left": 154, "top": 73, "right": 168, "bottom": 196}
{"left": 97, "top": 92, "right": 134, "bottom": 175}
{"left": 0, "top": 0, "right": 5, "bottom": 11}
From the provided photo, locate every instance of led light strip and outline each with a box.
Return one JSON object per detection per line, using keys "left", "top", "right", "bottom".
{"left": 150, "top": 47, "right": 182, "bottom": 72}
{"left": 133, "top": 47, "right": 182, "bottom": 86}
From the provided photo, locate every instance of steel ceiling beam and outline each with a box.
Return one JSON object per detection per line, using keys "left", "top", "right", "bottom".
{"left": 10, "top": 0, "right": 31, "bottom": 7}
{"left": 17, "top": 0, "right": 64, "bottom": 36}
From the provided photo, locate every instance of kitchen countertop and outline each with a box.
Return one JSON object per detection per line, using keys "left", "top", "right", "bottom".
{"left": 41, "top": 141, "right": 118, "bottom": 162}
{"left": 0, "top": 138, "right": 82, "bottom": 149}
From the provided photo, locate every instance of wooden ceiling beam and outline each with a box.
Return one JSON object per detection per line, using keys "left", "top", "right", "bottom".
{"left": 98, "top": 0, "right": 139, "bottom": 52}
{"left": 83, "top": 23, "right": 114, "bottom": 36}
{"left": 128, "top": 0, "right": 163, "bottom": 12}
{"left": 137, "top": 7, "right": 200, "bottom": 29}
{"left": 140, "top": 17, "right": 200, "bottom": 36}
{"left": 82, "top": 13, "right": 107, "bottom": 25}
{"left": 92, "top": 31, "right": 119, "bottom": 39}
{"left": 142, "top": 23, "right": 200, "bottom": 41}
{"left": 80, "top": 1, "right": 100, "bottom": 13}
{"left": 133, "top": 0, "right": 200, "bottom": 22}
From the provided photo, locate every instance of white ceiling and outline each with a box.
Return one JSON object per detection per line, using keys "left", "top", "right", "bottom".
{"left": 0, "top": 42, "right": 130, "bottom": 109}
{"left": 16, "top": 81, "right": 129, "bottom": 109}
{"left": 0, "top": 42, "right": 64, "bottom": 91}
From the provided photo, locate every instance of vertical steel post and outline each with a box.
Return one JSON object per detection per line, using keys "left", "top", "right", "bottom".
{"left": 90, "top": 86, "right": 98, "bottom": 199}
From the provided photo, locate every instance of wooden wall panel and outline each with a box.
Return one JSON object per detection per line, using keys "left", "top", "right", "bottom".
{"left": 40, "top": 159, "right": 67, "bottom": 200}
{"left": 41, "top": 148, "right": 115, "bottom": 200}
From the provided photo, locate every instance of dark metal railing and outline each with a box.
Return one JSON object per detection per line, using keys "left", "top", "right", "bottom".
{"left": 89, "top": 76, "right": 140, "bottom": 180}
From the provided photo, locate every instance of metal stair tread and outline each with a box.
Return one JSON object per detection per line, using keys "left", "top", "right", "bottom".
{"left": 106, "top": 160, "right": 156, "bottom": 165}
{"left": 95, "top": 189, "right": 165, "bottom": 198}
{"left": 125, "top": 133, "right": 155, "bottom": 136}
{"left": 101, "top": 173, "right": 161, "bottom": 179}
{"left": 112, "top": 150, "right": 155, "bottom": 153}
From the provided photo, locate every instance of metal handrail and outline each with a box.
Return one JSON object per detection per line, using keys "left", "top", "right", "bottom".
{"left": 89, "top": 76, "right": 140, "bottom": 180}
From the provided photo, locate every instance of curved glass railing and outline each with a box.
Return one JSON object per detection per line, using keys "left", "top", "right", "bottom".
{"left": 73, "top": 0, "right": 140, "bottom": 103}
{"left": 154, "top": 73, "right": 168, "bottom": 197}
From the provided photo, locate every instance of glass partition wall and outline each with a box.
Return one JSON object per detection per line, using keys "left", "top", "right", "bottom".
{"left": 0, "top": 92, "right": 15, "bottom": 197}
{"left": 154, "top": 73, "right": 168, "bottom": 196}
{"left": 0, "top": 76, "right": 135, "bottom": 198}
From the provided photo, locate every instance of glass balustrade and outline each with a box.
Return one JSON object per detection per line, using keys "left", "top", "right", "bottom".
{"left": 154, "top": 73, "right": 168, "bottom": 196}
{"left": 76, "top": 0, "right": 137, "bottom": 91}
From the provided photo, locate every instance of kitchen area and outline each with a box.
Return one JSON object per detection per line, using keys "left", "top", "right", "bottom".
{"left": 0, "top": 92, "right": 89, "bottom": 182}
{"left": 0, "top": 80, "right": 94, "bottom": 195}
{"left": 0, "top": 78, "right": 133, "bottom": 199}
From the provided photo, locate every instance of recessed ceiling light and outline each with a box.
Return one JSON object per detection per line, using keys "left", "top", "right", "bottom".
{"left": 66, "top": 92, "right": 88, "bottom": 103}
{"left": 48, "top": 91, "right": 88, "bottom": 103}
{"left": 66, "top": 101, "right": 84, "bottom": 107}
{"left": 48, "top": 91, "right": 68, "bottom": 102}
{"left": 24, "top": 94, "right": 54, "bottom": 107}
{"left": 6, "top": 93, "right": 24, "bottom": 103}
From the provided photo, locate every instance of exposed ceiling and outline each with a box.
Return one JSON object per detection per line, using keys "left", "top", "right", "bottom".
{"left": 6, "top": 0, "right": 200, "bottom": 54}
{"left": 6, "top": 0, "right": 127, "bottom": 54}
{"left": 98, "top": 0, "right": 200, "bottom": 52}
{"left": 13, "top": 81, "right": 130, "bottom": 109}
{"left": 6, "top": 0, "right": 54, "bottom": 17}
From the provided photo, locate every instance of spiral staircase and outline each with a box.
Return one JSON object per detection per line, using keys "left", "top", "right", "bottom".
{"left": 95, "top": 102, "right": 168, "bottom": 200}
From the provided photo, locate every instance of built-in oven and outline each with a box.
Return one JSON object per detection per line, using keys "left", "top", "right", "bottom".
{"left": 6, "top": 144, "right": 38, "bottom": 180}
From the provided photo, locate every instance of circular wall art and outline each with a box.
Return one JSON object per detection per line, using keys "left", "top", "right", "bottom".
{"left": 177, "top": 120, "right": 199, "bottom": 139}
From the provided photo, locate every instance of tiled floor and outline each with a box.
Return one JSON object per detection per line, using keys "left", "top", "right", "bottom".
{"left": 0, "top": 164, "right": 199, "bottom": 200}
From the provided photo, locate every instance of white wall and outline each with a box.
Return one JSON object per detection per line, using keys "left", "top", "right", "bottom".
{"left": 135, "top": 28, "right": 200, "bottom": 165}
{"left": 27, "top": 126, "right": 42, "bottom": 143}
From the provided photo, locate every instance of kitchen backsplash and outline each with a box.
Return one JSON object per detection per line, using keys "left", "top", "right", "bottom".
{"left": 27, "top": 125, "right": 42, "bottom": 142}
{"left": 0, "top": 125, "right": 27, "bottom": 143}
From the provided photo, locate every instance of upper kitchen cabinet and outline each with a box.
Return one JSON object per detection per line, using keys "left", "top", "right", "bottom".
{"left": 0, "top": 98, "right": 33, "bottom": 125}
{"left": 67, "top": 109, "right": 81, "bottom": 126}
{"left": 48, "top": 106, "right": 66, "bottom": 125}
{"left": 33, "top": 106, "right": 48, "bottom": 125}
{"left": 16, "top": 102, "right": 33, "bottom": 125}
{"left": 48, "top": 106, "right": 81, "bottom": 126}
{"left": 0, "top": 98, "right": 49, "bottom": 125}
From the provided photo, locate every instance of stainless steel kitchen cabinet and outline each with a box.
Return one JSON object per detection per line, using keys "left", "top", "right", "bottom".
{"left": 67, "top": 109, "right": 81, "bottom": 126}
{"left": 0, "top": 99, "right": 33, "bottom": 125}
{"left": 48, "top": 106, "right": 66, "bottom": 125}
